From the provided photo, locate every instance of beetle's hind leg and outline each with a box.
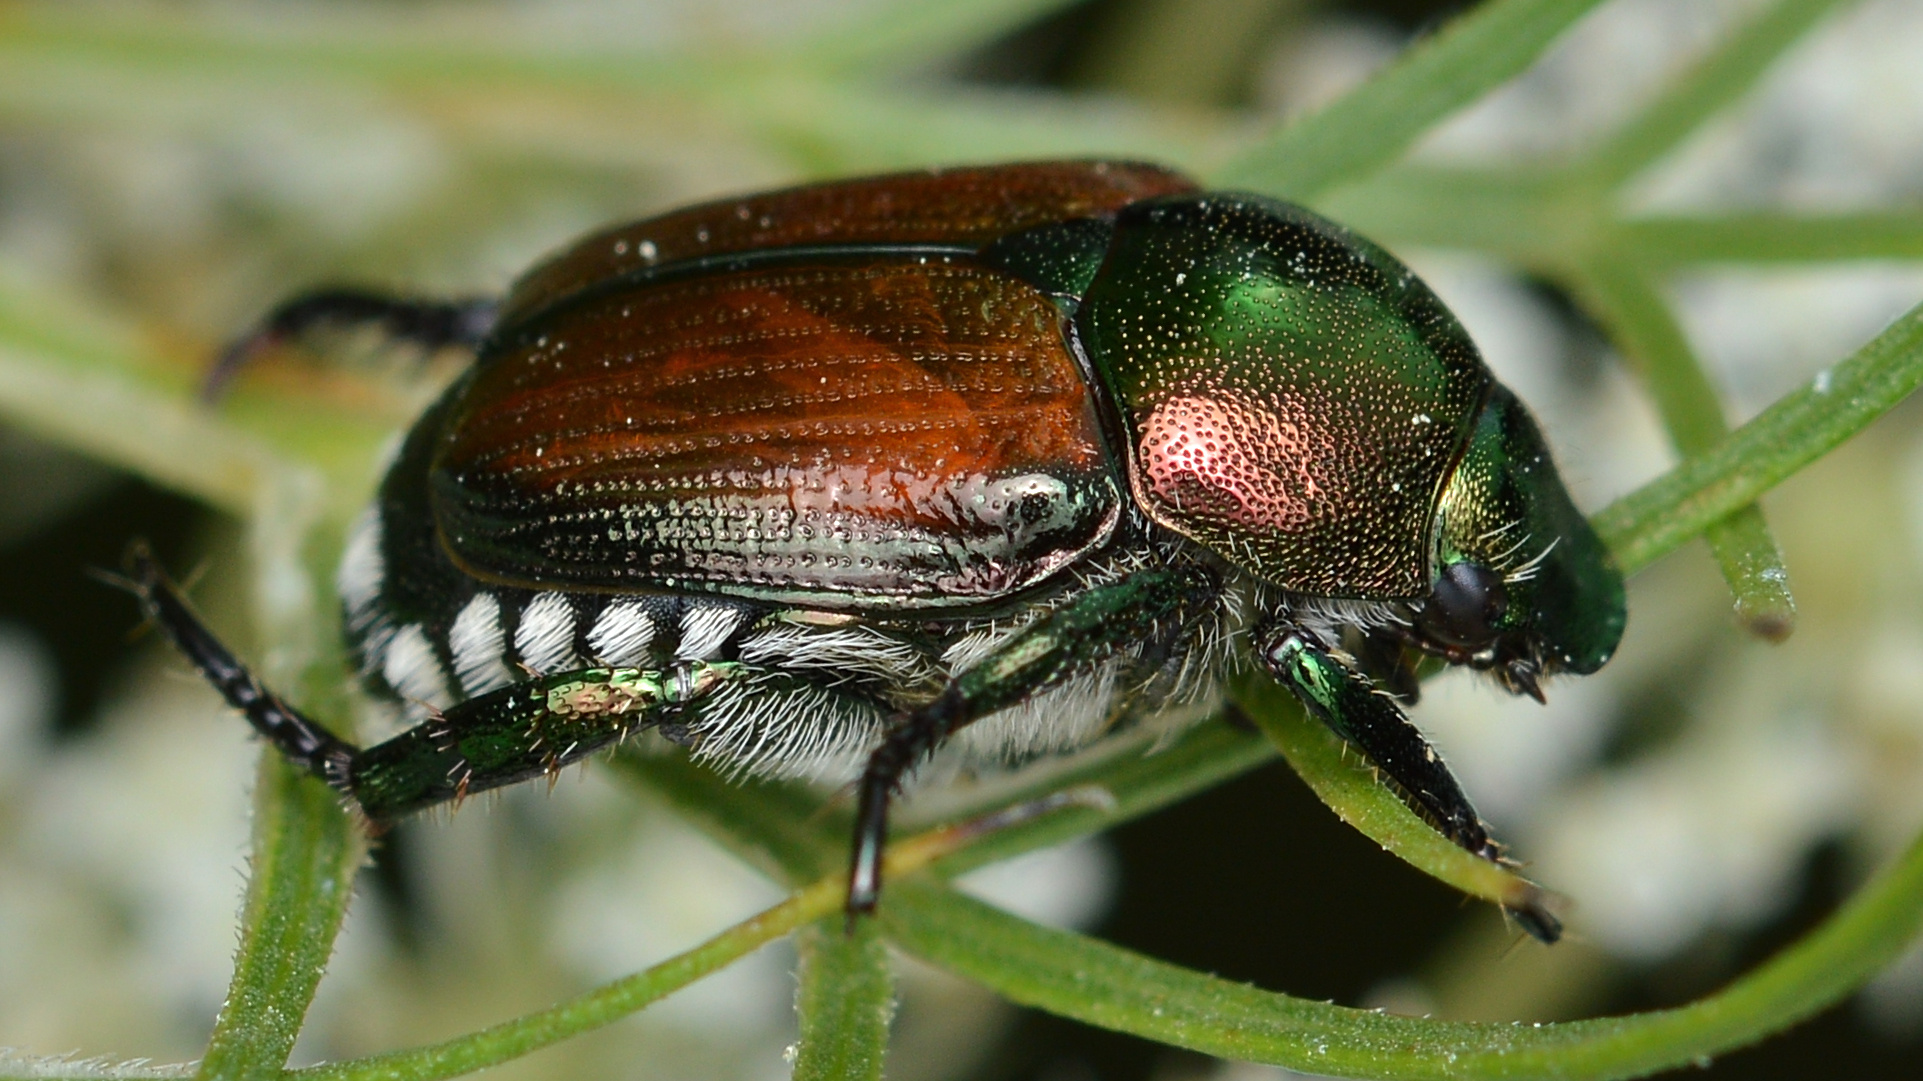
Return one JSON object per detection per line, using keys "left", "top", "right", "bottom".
{"left": 120, "top": 548, "right": 745, "bottom": 822}
{"left": 205, "top": 287, "right": 498, "bottom": 399}
{"left": 121, "top": 545, "right": 359, "bottom": 788}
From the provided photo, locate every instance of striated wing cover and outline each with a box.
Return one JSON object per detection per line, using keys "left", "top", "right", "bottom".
{"left": 432, "top": 255, "right": 1123, "bottom": 609}
{"left": 497, "top": 161, "right": 1197, "bottom": 326}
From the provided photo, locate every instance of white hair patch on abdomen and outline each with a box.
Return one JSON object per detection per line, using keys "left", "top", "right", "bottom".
{"left": 337, "top": 507, "right": 385, "bottom": 635}
{"left": 587, "top": 600, "right": 657, "bottom": 666}
{"left": 515, "top": 592, "right": 579, "bottom": 675}
{"left": 384, "top": 623, "right": 453, "bottom": 715}
{"left": 448, "top": 592, "right": 514, "bottom": 696}
{"left": 677, "top": 604, "right": 750, "bottom": 661}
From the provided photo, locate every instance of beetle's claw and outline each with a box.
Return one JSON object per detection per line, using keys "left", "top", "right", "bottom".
{"left": 846, "top": 810, "right": 884, "bottom": 921}
{"left": 1504, "top": 662, "right": 1546, "bottom": 703}
{"left": 1508, "top": 902, "right": 1563, "bottom": 944}
{"left": 845, "top": 859, "right": 881, "bottom": 935}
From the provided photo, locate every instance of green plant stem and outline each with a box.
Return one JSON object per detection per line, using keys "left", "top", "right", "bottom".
{"left": 885, "top": 819, "right": 1923, "bottom": 1079}
{"left": 1585, "top": 0, "right": 1854, "bottom": 187}
{"left": 1234, "top": 679, "right": 1553, "bottom": 920}
{"left": 196, "top": 763, "right": 360, "bottom": 1081}
{"left": 610, "top": 753, "right": 841, "bottom": 884}
{"left": 1698, "top": 508, "right": 1796, "bottom": 639}
{"left": 1575, "top": 257, "right": 1796, "bottom": 638}
{"left": 1216, "top": 0, "right": 1608, "bottom": 199}
{"left": 1595, "top": 298, "right": 1923, "bottom": 574}
{"left": 923, "top": 721, "right": 1274, "bottom": 879}
{"left": 286, "top": 803, "right": 1020, "bottom": 1081}
{"left": 291, "top": 879, "right": 841, "bottom": 1081}
{"left": 1621, "top": 212, "right": 1923, "bottom": 265}
{"left": 793, "top": 920, "right": 896, "bottom": 1081}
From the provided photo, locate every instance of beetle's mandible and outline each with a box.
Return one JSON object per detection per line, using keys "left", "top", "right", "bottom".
{"left": 126, "top": 161, "right": 1625, "bottom": 941}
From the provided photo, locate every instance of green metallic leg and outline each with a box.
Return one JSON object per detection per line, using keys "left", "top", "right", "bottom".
{"left": 121, "top": 548, "right": 746, "bottom": 823}
{"left": 350, "top": 663, "right": 745, "bottom": 820}
{"left": 847, "top": 564, "right": 1217, "bottom": 915}
{"left": 1258, "top": 625, "right": 1561, "bottom": 943}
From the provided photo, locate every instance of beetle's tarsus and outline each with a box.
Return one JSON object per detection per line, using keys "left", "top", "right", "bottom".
{"left": 117, "top": 543, "right": 362, "bottom": 787}
{"left": 1508, "top": 901, "right": 1563, "bottom": 944}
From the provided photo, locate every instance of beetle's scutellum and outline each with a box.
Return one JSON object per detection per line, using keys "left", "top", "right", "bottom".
{"left": 128, "top": 162, "right": 1625, "bottom": 941}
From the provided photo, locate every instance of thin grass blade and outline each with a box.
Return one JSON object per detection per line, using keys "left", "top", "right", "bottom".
{"left": 885, "top": 820, "right": 1923, "bottom": 1079}
{"left": 1215, "top": 0, "right": 1607, "bottom": 200}
{"left": 793, "top": 920, "right": 895, "bottom": 1081}
{"left": 1596, "top": 298, "right": 1923, "bottom": 574}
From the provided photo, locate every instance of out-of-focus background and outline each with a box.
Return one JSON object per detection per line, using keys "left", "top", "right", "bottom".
{"left": 2, "top": 1, "right": 1923, "bottom": 1079}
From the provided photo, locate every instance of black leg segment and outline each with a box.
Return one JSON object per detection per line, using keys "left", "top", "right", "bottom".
{"left": 847, "top": 563, "right": 1216, "bottom": 915}
{"left": 204, "top": 287, "right": 498, "bottom": 399}
{"left": 121, "top": 544, "right": 357, "bottom": 789}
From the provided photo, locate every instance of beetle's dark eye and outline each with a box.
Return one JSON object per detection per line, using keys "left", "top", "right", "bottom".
{"left": 1420, "top": 561, "right": 1508, "bottom": 648}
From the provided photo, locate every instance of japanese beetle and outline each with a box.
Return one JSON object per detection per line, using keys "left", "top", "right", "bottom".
{"left": 128, "top": 161, "right": 1625, "bottom": 941}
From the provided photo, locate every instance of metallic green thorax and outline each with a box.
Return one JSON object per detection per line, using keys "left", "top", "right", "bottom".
{"left": 1076, "top": 195, "right": 1487, "bottom": 599}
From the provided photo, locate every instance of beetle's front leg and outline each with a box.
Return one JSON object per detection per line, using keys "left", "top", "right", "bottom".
{"left": 121, "top": 548, "right": 744, "bottom": 822}
{"left": 1259, "top": 629, "right": 1563, "bottom": 943}
{"left": 1258, "top": 625, "right": 1496, "bottom": 862}
{"left": 1261, "top": 626, "right": 1565, "bottom": 943}
{"left": 847, "top": 564, "right": 1216, "bottom": 915}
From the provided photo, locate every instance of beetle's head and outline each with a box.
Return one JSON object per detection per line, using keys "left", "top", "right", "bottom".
{"left": 1415, "top": 385, "right": 1625, "bottom": 699}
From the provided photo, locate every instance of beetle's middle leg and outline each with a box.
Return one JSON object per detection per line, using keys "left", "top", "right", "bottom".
{"left": 847, "top": 563, "right": 1218, "bottom": 915}
{"left": 121, "top": 548, "right": 748, "bottom": 822}
{"left": 205, "top": 287, "right": 498, "bottom": 398}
